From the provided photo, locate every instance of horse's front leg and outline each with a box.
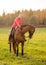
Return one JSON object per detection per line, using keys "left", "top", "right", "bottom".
{"left": 21, "top": 42, "right": 24, "bottom": 56}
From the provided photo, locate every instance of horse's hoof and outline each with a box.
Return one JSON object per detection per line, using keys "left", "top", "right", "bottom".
{"left": 22, "top": 53, "right": 24, "bottom": 56}
{"left": 16, "top": 54, "right": 18, "bottom": 56}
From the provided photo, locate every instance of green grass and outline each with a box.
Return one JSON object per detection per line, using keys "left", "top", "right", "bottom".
{"left": 0, "top": 28, "right": 46, "bottom": 65}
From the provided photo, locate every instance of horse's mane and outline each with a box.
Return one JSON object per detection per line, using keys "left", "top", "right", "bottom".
{"left": 21, "top": 24, "right": 28, "bottom": 27}
{"left": 21, "top": 24, "right": 35, "bottom": 28}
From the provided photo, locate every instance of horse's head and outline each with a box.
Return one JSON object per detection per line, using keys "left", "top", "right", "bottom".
{"left": 29, "top": 25, "right": 35, "bottom": 38}
{"left": 21, "top": 24, "right": 35, "bottom": 39}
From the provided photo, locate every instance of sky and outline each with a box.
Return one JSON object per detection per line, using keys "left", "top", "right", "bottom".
{"left": 0, "top": 0, "right": 46, "bottom": 15}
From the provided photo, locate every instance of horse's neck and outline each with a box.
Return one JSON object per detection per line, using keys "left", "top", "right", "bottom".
{"left": 21, "top": 26, "right": 29, "bottom": 34}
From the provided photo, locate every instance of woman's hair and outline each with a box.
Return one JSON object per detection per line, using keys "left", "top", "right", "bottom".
{"left": 18, "top": 13, "right": 23, "bottom": 17}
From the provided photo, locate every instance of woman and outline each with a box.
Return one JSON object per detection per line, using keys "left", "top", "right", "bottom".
{"left": 8, "top": 14, "right": 23, "bottom": 43}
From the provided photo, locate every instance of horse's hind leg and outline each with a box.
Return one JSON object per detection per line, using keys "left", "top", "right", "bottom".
{"left": 21, "top": 42, "right": 24, "bottom": 56}
{"left": 10, "top": 43, "right": 11, "bottom": 52}
{"left": 13, "top": 43, "right": 16, "bottom": 54}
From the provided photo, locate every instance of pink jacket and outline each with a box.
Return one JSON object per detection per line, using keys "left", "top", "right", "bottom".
{"left": 12, "top": 17, "right": 22, "bottom": 28}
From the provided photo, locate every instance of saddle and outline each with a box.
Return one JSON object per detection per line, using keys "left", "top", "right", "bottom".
{"left": 9, "top": 27, "right": 22, "bottom": 42}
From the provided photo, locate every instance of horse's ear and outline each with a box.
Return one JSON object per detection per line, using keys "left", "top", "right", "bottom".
{"left": 34, "top": 26, "right": 36, "bottom": 28}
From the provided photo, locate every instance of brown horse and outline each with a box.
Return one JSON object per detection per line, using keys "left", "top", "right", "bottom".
{"left": 9, "top": 24, "right": 35, "bottom": 56}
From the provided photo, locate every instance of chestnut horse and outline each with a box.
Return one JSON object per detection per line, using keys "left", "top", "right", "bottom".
{"left": 9, "top": 24, "right": 35, "bottom": 56}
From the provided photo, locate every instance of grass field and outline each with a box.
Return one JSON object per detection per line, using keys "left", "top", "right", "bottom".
{"left": 0, "top": 28, "right": 46, "bottom": 65}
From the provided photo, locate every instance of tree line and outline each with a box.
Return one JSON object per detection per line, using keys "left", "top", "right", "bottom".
{"left": 0, "top": 9, "right": 46, "bottom": 27}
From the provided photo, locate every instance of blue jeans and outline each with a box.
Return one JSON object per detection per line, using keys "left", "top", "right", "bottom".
{"left": 8, "top": 28, "right": 15, "bottom": 41}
